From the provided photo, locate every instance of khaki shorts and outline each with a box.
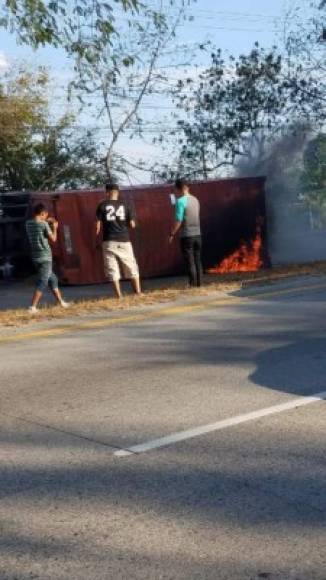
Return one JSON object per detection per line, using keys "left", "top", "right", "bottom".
{"left": 102, "top": 241, "right": 139, "bottom": 282}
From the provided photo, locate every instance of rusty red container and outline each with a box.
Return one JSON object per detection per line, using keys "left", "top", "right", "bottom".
{"left": 31, "top": 177, "right": 268, "bottom": 285}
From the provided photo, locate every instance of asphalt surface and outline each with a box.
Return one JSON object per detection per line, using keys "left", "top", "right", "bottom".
{"left": 0, "top": 278, "right": 325, "bottom": 580}
{"left": 0, "top": 275, "right": 213, "bottom": 311}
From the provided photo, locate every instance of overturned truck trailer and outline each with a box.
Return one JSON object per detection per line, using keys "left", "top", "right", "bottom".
{"left": 0, "top": 191, "right": 31, "bottom": 278}
{"left": 29, "top": 177, "right": 269, "bottom": 285}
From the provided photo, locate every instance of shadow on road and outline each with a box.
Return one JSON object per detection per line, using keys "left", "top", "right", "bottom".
{"left": 0, "top": 293, "right": 326, "bottom": 578}
{"left": 250, "top": 338, "right": 326, "bottom": 396}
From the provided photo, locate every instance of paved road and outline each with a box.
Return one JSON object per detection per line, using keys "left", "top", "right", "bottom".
{"left": 0, "top": 279, "right": 325, "bottom": 580}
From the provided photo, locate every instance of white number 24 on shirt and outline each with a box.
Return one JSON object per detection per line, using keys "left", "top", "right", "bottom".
{"left": 106, "top": 205, "right": 126, "bottom": 221}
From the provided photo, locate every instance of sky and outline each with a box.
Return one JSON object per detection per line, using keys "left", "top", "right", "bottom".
{"left": 0, "top": 0, "right": 304, "bottom": 183}
{"left": 0, "top": 0, "right": 287, "bottom": 68}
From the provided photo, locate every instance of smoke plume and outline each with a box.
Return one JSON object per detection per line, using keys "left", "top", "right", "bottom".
{"left": 236, "top": 127, "right": 326, "bottom": 265}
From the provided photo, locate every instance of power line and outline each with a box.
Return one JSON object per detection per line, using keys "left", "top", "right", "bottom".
{"left": 190, "top": 9, "right": 279, "bottom": 21}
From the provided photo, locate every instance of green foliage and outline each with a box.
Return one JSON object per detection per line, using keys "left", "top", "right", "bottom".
{"left": 301, "top": 134, "right": 326, "bottom": 207}
{"left": 31, "top": 126, "right": 107, "bottom": 190}
{"left": 0, "top": 66, "right": 48, "bottom": 190}
{"left": 159, "top": 43, "right": 326, "bottom": 180}
{"left": 0, "top": 0, "right": 139, "bottom": 50}
{"left": 1, "top": 0, "right": 194, "bottom": 181}
{"left": 67, "top": 1, "right": 192, "bottom": 176}
{"left": 0, "top": 65, "right": 105, "bottom": 190}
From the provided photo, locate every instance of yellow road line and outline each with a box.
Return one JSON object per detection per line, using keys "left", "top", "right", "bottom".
{"left": 1, "top": 281, "right": 326, "bottom": 346}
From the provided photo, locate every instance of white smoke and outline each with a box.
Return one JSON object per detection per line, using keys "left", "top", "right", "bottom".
{"left": 0, "top": 52, "right": 9, "bottom": 70}
{"left": 236, "top": 127, "right": 326, "bottom": 265}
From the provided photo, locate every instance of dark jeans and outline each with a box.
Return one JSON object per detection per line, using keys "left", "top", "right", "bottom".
{"left": 34, "top": 261, "right": 59, "bottom": 292}
{"left": 180, "top": 236, "right": 202, "bottom": 287}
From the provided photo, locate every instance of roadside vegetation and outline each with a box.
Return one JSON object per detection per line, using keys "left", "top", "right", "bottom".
{"left": 1, "top": 262, "right": 326, "bottom": 328}
{"left": 0, "top": 0, "right": 325, "bottom": 188}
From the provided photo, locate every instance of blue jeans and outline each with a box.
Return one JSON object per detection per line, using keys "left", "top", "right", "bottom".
{"left": 34, "top": 261, "right": 58, "bottom": 292}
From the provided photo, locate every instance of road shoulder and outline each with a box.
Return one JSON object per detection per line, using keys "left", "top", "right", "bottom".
{"left": 1, "top": 273, "right": 326, "bottom": 344}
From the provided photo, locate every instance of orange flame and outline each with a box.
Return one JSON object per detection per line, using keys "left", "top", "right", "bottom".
{"left": 207, "top": 228, "right": 263, "bottom": 274}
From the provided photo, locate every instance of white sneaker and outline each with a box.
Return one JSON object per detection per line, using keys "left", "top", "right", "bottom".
{"left": 60, "top": 300, "right": 71, "bottom": 309}
{"left": 28, "top": 306, "right": 39, "bottom": 314}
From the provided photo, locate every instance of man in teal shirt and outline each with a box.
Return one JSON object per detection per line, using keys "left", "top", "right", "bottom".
{"left": 169, "top": 178, "right": 202, "bottom": 287}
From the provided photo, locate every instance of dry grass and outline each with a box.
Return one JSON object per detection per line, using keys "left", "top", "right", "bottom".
{"left": 1, "top": 261, "right": 326, "bottom": 329}
{"left": 0, "top": 284, "right": 231, "bottom": 329}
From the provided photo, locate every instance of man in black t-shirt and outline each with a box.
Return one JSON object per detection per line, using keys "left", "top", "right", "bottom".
{"left": 96, "top": 182, "right": 141, "bottom": 298}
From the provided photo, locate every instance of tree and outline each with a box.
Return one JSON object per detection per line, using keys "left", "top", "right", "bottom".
{"left": 69, "top": 0, "right": 193, "bottom": 179}
{"left": 1, "top": 0, "right": 194, "bottom": 183}
{"left": 298, "top": 133, "right": 326, "bottom": 228}
{"left": 32, "top": 125, "right": 107, "bottom": 190}
{"left": 0, "top": 65, "right": 104, "bottom": 190}
{"left": 155, "top": 42, "right": 326, "bottom": 181}
{"left": 0, "top": 0, "right": 139, "bottom": 50}
{"left": 301, "top": 133, "right": 326, "bottom": 211}
{"left": 0, "top": 65, "right": 48, "bottom": 190}
{"left": 283, "top": 0, "right": 326, "bottom": 73}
